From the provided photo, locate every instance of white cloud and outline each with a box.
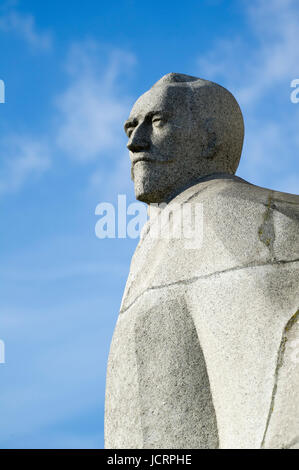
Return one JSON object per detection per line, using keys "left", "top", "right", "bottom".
{"left": 198, "top": 0, "right": 299, "bottom": 106}
{"left": 0, "top": 136, "right": 50, "bottom": 194}
{"left": 55, "top": 41, "right": 135, "bottom": 162}
{"left": 0, "top": 40, "right": 136, "bottom": 197}
{"left": 89, "top": 151, "right": 133, "bottom": 200}
{"left": 197, "top": 0, "right": 299, "bottom": 193}
{"left": 239, "top": 116, "right": 299, "bottom": 187}
{"left": 0, "top": 10, "right": 52, "bottom": 51}
{"left": 0, "top": 7, "right": 53, "bottom": 195}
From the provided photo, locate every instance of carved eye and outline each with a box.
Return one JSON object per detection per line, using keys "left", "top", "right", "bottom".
{"left": 152, "top": 117, "right": 164, "bottom": 127}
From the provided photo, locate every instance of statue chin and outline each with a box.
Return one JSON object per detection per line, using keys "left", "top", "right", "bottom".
{"left": 134, "top": 185, "right": 165, "bottom": 204}
{"left": 133, "top": 161, "right": 174, "bottom": 204}
{"left": 134, "top": 178, "right": 172, "bottom": 204}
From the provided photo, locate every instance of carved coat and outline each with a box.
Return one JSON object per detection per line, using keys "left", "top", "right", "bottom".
{"left": 105, "top": 175, "right": 299, "bottom": 449}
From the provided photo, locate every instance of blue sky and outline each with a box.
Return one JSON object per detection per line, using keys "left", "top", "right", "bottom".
{"left": 0, "top": 0, "right": 298, "bottom": 449}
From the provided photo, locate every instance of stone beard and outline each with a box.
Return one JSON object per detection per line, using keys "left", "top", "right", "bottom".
{"left": 104, "top": 73, "right": 299, "bottom": 449}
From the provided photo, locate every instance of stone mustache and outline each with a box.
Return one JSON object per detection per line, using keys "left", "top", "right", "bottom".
{"left": 105, "top": 73, "right": 299, "bottom": 449}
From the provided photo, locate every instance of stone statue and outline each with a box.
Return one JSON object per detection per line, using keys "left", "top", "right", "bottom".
{"left": 105, "top": 73, "right": 299, "bottom": 449}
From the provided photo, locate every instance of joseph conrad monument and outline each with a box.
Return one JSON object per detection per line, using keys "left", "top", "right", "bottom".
{"left": 104, "top": 73, "right": 299, "bottom": 449}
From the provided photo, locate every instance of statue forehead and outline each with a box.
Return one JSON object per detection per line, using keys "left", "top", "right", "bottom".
{"left": 129, "top": 84, "right": 190, "bottom": 120}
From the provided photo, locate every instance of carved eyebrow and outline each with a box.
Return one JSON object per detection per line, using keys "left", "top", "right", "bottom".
{"left": 145, "top": 110, "right": 169, "bottom": 119}
{"left": 124, "top": 118, "right": 138, "bottom": 131}
{"left": 124, "top": 111, "right": 170, "bottom": 132}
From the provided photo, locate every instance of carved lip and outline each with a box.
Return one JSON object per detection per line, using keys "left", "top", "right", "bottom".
{"left": 132, "top": 156, "right": 155, "bottom": 165}
{"left": 132, "top": 154, "right": 174, "bottom": 165}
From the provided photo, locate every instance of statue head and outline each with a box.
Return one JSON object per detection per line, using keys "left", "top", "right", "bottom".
{"left": 124, "top": 73, "right": 244, "bottom": 204}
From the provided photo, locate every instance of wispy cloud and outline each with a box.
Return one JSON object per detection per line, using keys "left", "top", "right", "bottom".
{"left": 0, "top": 10, "right": 52, "bottom": 51}
{"left": 197, "top": 0, "right": 299, "bottom": 193}
{"left": 0, "top": 136, "right": 50, "bottom": 195}
{"left": 0, "top": 261, "right": 128, "bottom": 282}
{"left": 55, "top": 41, "right": 135, "bottom": 162}
{"left": 89, "top": 150, "right": 133, "bottom": 199}
{"left": 0, "top": 37, "right": 136, "bottom": 197}
{"left": 198, "top": 0, "right": 299, "bottom": 106}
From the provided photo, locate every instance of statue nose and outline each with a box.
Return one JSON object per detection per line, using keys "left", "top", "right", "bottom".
{"left": 127, "top": 122, "right": 151, "bottom": 152}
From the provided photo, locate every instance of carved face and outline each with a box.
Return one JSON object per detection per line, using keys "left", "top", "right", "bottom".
{"left": 124, "top": 84, "right": 205, "bottom": 203}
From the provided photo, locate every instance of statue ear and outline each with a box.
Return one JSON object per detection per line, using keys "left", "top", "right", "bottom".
{"left": 201, "top": 118, "right": 218, "bottom": 160}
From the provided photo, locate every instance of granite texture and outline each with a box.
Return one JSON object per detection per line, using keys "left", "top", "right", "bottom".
{"left": 124, "top": 73, "right": 244, "bottom": 204}
{"left": 105, "top": 74, "right": 299, "bottom": 449}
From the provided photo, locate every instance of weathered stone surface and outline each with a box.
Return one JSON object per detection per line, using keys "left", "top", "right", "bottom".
{"left": 106, "top": 290, "right": 218, "bottom": 449}
{"left": 262, "top": 310, "right": 299, "bottom": 449}
{"left": 104, "top": 73, "right": 299, "bottom": 449}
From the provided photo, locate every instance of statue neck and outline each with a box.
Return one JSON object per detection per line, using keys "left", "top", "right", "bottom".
{"left": 155, "top": 172, "right": 239, "bottom": 205}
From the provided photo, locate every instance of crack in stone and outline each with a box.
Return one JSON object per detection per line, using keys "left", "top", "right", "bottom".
{"left": 261, "top": 309, "right": 299, "bottom": 448}
{"left": 120, "top": 258, "right": 299, "bottom": 315}
{"left": 272, "top": 197, "right": 299, "bottom": 206}
{"left": 258, "top": 191, "right": 276, "bottom": 261}
{"left": 180, "top": 186, "right": 210, "bottom": 204}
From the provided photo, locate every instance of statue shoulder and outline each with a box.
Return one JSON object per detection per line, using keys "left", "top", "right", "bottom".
{"left": 179, "top": 176, "right": 299, "bottom": 210}
{"left": 175, "top": 177, "right": 299, "bottom": 263}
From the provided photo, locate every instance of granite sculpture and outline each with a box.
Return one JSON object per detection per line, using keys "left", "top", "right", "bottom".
{"left": 105, "top": 73, "right": 299, "bottom": 449}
